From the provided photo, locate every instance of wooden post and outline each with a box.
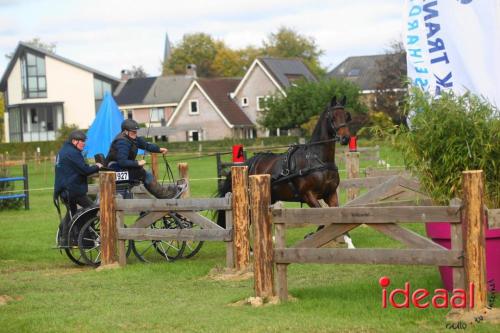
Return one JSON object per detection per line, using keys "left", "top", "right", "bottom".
{"left": 22, "top": 164, "right": 29, "bottom": 210}
{"left": 274, "top": 202, "right": 288, "bottom": 302}
{"left": 250, "top": 174, "right": 274, "bottom": 298}
{"left": 50, "top": 151, "right": 55, "bottom": 163}
{"left": 345, "top": 151, "right": 360, "bottom": 201}
{"left": 151, "top": 153, "right": 159, "bottom": 179}
{"left": 450, "top": 199, "right": 465, "bottom": 291}
{"left": 22, "top": 152, "right": 26, "bottom": 164}
{"left": 225, "top": 193, "right": 235, "bottom": 269}
{"left": 178, "top": 162, "right": 190, "bottom": 198}
{"left": 461, "top": 170, "right": 487, "bottom": 310}
{"left": 99, "top": 172, "right": 118, "bottom": 266}
{"left": 231, "top": 166, "right": 250, "bottom": 271}
{"left": 116, "top": 211, "right": 126, "bottom": 267}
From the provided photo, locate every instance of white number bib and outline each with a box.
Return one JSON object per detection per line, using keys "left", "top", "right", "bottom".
{"left": 116, "top": 171, "right": 129, "bottom": 181}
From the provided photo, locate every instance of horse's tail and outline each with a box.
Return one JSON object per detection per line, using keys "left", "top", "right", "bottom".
{"left": 214, "top": 170, "right": 233, "bottom": 228}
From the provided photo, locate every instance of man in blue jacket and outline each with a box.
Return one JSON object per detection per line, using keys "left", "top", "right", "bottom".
{"left": 106, "top": 119, "right": 181, "bottom": 198}
{"left": 54, "top": 130, "right": 102, "bottom": 245}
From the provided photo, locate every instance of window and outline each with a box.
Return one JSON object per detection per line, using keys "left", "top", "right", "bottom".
{"left": 150, "top": 108, "right": 164, "bottom": 122}
{"left": 285, "top": 74, "right": 304, "bottom": 86}
{"left": 189, "top": 100, "right": 199, "bottom": 114}
{"left": 256, "top": 96, "right": 269, "bottom": 111}
{"left": 187, "top": 130, "right": 199, "bottom": 142}
{"left": 347, "top": 68, "right": 360, "bottom": 77}
{"left": 94, "top": 78, "right": 112, "bottom": 113}
{"left": 241, "top": 97, "right": 248, "bottom": 107}
{"left": 8, "top": 104, "right": 64, "bottom": 142}
{"left": 21, "top": 51, "right": 47, "bottom": 98}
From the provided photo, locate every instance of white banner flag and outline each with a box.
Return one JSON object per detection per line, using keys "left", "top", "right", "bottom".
{"left": 404, "top": 0, "right": 500, "bottom": 106}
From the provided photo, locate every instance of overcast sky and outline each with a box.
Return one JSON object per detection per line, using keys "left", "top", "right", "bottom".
{"left": 0, "top": 0, "right": 404, "bottom": 78}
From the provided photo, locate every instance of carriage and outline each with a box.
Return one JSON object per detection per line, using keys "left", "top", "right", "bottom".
{"left": 55, "top": 169, "right": 200, "bottom": 266}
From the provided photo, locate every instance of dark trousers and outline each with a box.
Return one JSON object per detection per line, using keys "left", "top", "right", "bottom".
{"left": 59, "top": 194, "right": 94, "bottom": 244}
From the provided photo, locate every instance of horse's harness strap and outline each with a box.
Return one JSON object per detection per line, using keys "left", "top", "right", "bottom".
{"left": 272, "top": 163, "right": 338, "bottom": 185}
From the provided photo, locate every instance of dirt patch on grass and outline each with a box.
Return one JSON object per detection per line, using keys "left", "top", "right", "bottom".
{"left": 205, "top": 266, "right": 253, "bottom": 281}
{"left": 230, "top": 295, "right": 297, "bottom": 307}
{"left": 0, "top": 295, "right": 22, "bottom": 306}
{"left": 41, "top": 267, "right": 90, "bottom": 277}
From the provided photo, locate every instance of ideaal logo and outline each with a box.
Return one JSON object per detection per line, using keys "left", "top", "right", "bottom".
{"left": 457, "top": 0, "right": 473, "bottom": 4}
{"left": 379, "top": 276, "right": 474, "bottom": 309}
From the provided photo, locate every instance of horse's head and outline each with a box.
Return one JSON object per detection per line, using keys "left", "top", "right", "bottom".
{"left": 327, "top": 96, "right": 351, "bottom": 145}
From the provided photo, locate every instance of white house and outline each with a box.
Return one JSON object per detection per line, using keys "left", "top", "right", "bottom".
{"left": 0, "top": 42, "right": 120, "bottom": 142}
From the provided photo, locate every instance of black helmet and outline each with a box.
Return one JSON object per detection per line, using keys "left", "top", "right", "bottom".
{"left": 121, "top": 119, "right": 140, "bottom": 131}
{"left": 68, "top": 130, "right": 87, "bottom": 141}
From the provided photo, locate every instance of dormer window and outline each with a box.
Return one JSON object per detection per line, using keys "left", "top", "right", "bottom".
{"left": 21, "top": 51, "right": 47, "bottom": 98}
{"left": 347, "top": 68, "right": 360, "bottom": 77}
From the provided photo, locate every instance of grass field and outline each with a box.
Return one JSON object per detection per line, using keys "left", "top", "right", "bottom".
{"left": 0, "top": 142, "right": 498, "bottom": 332}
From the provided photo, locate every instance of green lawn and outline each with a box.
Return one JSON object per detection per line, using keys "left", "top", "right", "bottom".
{"left": 0, "top": 143, "right": 498, "bottom": 332}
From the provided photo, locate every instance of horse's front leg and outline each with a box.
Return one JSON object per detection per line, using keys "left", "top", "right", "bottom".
{"left": 325, "top": 191, "right": 355, "bottom": 249}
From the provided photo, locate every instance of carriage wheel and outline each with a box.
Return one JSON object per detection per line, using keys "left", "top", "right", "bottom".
{"left": 77, "top": 216, "right": 102, "bottom": 266}
{"left": 131, "top": 214, "right": 186, "bottom": 263}
{"left": 56, "top": 229, "right": 86, "bottom": 266}
{"left": 172, "top": 214, "right": 204, "bottom": 259}
{"left": 77, "top": 216, "right": 133, "bottom": 267}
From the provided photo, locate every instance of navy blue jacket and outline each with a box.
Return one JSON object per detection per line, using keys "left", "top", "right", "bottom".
{"left": 54, "top": 142, "right": 99, "bottom": 198}
{"left": 106, "top": 133, "right": 160, "bottom": 169}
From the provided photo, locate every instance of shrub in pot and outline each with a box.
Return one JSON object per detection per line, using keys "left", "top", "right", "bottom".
{"left": 395, "top": 88, "right": 500, "bottom": 290}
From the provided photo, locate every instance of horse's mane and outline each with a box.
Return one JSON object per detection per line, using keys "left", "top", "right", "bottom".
{"left": 310, "top": 108, "right": 329, "bottom": 142}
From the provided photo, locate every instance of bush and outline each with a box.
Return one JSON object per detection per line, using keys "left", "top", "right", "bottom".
{"left": 395, "top": 88, "right": 500, "bottom": 207}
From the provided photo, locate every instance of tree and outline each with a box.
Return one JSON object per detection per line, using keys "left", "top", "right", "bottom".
{"left": 5, "top": 37, "right": 57, "bottom": 59}
{"left": 262, "top": 26, "right": 325, "bottom": 77}
{"left": 260, "top": 78, "right": 368, "bottom": 133}
{"left": 211, "top": 46, "right": 246, "bottom": 77}
{"left": 163, "top": 33, "right": 219, "bottom": 77}
{"left": 371, "top": 40, "right": 408, "bottom": 125}
{"left": 129, "top": 66, "right": 148, "bottom": 78}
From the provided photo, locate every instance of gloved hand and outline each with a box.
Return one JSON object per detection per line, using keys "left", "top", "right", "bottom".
{"left": 138, "top": 160, "right": 147, "bottom": 167}
{"left": 159, "top": 147, "right": 168, "bottom": 154}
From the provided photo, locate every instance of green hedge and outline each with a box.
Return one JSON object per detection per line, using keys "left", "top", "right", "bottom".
{"left": 0, "top": 136, "right": 301, "bottom": 159}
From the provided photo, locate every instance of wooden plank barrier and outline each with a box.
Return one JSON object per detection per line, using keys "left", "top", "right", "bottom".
{"left": 99, "top": 164, "right": 250, "bottom": 271}
{"left": 251, "top": 170, "right": 491, "bottom": 320}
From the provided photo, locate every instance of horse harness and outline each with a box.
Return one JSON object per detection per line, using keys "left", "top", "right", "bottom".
{"left": 250, "top": 143, "right": 338, "bottom": 202}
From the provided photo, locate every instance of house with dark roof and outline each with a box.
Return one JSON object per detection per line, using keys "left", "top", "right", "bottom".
{"left": 167, "top": 78, "right": 253, "bottom": 142}
{"left": 0, "top": 42, "right": 120, "bottom": 142}
{"left": 232, "top": 57, "right": 317, "bottom": 137}
{"left": 113, "top": 75, "right": 193, "bottom": 131}
{"left": 328, "top": 54, "right": 406, "bottom": 109}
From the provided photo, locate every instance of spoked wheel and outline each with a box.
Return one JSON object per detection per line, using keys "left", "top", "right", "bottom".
{"left": 56, "top": 230, "right": 86, "bottom": 266}
{"left": 131, "top": 214, "right": 186, "bottom": 263}
{"left": 173, "top": 214, "right": 204, "bottom": 259}
{"left": 77, "top": 216, "right": 132, "bottom": 267}
{"left": 78, "top": 216, "right": 102, "bottom": 266}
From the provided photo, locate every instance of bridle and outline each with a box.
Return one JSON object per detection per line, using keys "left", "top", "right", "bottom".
{"left": 326, "top": 106, "right": 350, "bottom": 144}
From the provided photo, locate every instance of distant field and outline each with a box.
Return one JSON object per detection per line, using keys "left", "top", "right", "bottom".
{"left": 0, "top": 141, "right": 498, "bottom": 333}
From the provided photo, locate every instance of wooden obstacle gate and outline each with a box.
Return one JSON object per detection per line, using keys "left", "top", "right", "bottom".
{"left": 98, "top": 167, "right": 251, "bottom": 270}
{"left": 250, "top": 170, "right": 496, "bottom": 320}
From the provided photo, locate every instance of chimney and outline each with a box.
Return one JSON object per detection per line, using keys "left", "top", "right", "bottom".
{"left": 186, "top": 64, "right": 197, "bottom": 78}
{"left": 121, "top": 69, "right": 130, "bottom": 81}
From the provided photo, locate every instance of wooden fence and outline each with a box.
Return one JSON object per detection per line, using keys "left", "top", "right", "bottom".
{"left": 249, "top": 170, "right": 492, "bottom": 317}
{"left": 98, "top": 167, "right": 251, "bottom": 270}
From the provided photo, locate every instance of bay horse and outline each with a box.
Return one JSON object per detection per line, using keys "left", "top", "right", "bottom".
{"left": 217, "top": 96, "right": 354, "bottom": 247}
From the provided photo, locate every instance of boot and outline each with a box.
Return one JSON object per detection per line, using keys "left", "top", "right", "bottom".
{"left": 145, "top": 179, "right": 179, "bottom": 199}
